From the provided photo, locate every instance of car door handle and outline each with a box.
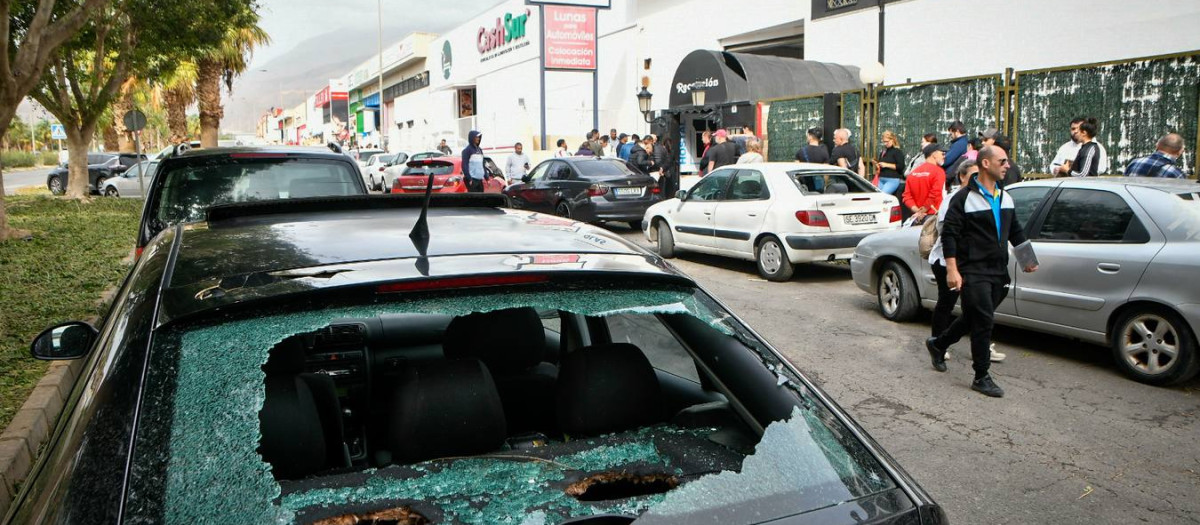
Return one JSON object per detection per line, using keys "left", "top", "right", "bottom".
{"left": 703, "top": 211, "right": 712, "bottom": 215}
{"left": 747, "top": 213, "right": 758, "bottom": 217}
{"left": 1098, "top": 263, "right": 1121, "bottom": 273}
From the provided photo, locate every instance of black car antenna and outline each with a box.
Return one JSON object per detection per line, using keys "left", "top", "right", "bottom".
{"left": 409, "top": 161, "right": 435, "bottom": 276}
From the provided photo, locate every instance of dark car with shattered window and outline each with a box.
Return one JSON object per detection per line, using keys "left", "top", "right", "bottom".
{"left": 7, "top": 194, "right": 946, "bottom": 525}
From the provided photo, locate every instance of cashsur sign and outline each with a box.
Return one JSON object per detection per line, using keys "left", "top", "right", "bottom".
{"left": 478, "top": 9, "right": 531, "bottom": 57}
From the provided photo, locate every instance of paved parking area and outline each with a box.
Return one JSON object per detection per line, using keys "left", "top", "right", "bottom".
{"left": 610, "top": 224, "right": 1200, "bottom": 525}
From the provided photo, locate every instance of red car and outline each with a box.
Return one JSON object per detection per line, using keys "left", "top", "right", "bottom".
{"left": 392, "top": 157, "right": 505, "bottom": 194}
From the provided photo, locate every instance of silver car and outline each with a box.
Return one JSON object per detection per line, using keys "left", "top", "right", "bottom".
{"left": 850, "top": 178, "right": 1200, "bottom": 386}
{"left": 100, "top": 160, "right": 158, "bottom": 198}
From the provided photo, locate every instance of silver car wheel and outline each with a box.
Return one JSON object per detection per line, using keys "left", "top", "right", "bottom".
{"left": 759, "top": 241, "right": 782, "bottom": 274}
{"left": 1121, "top": 314, "right": 1179, "bottom": 375}
{"left": 879, "top": 269, "right": 900, "bottom": 315}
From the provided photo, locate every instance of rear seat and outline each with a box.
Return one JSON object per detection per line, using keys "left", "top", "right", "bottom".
{"left": 556, "top": 343, "right": 664, "bottom": 437}
{"left": 388, "top": 358, "right": 507, "bottom": 464}
{"left": 442, "top": 308, "right": 558, "bottom": 433}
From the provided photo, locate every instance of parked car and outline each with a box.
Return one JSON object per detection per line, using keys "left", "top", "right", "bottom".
{"left": 350, "top": 148, "right": 386, "bottom": 169}
{"left": 390, "top": 156, "right": 504, "bottom": 194}
{"left": 504, "top": 157, "right": 662, "bottom": 231}
{"left": 365, "top": 152, "right": 408, "bottom": 192}
{"left": 851, "top": 177, "right": 1200, "bottom": 386}
{"left": 644, "top": 163, "right": 901, "bottom": 281}
{"left": 380, "top": 152, "right": 453, "bottom": 193}
{"left": 100, "top": 160, "right": 159, "bottom": 198}
{"left": 409, "top": 150, "right": 447, "bottom": 162}
{"left": 136, "top": 146, "right": 368, "bottom": 255}
{"left": 9, "top": 194, "right": 944, "bottom": 524}
{"left": 46, "top": 152, "right": 146, "bottom": 195}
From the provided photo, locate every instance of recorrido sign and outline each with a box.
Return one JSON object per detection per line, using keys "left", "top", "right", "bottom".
{"left": 543, "top": 5, "right": 596, "bottom": 70}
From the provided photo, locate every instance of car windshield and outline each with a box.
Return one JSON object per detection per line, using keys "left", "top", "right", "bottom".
{"left": 153, "top": 158, "right": 362, "bottom": 226}
{"left": 788, "top": 170, "right": 877, "bottom": 195}
{"left": 575, "top": 158, "right": 639, "bottom": 178}
{"left": 126, "top": 283, "right": 895, "bottom": 524}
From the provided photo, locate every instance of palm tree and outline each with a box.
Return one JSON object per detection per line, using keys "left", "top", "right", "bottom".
{"left": 196, "top": 19, "right": 270, "bottom": 147}
{"left": 161, "top": 61, "right": 198, "bottom": 143}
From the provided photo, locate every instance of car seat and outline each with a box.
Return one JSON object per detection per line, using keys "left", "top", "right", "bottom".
{"left": 387, "top": 358, "right": 507, "bottom": 464}
{"left": 259, "top": 347, "right": 350, "bottom": 479}
{"left": 556, "top": 343, "right": 663, "bottom": 437}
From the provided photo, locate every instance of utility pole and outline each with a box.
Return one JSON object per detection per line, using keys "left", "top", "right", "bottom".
{"left": 377, "top": 0, "right": 386, "bottom": 151}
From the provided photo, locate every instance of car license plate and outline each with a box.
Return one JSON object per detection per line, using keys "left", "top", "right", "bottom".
{"left": 844, "top": 213, "right": 876, "bottom": 225}
{"left": 615, "top": 187, "right": 643, "bottom": 197}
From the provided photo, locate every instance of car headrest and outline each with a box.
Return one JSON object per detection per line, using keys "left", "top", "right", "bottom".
{"left": 289, "top": 177, "right": 337, "bottom": 199}
{"left": 556, "top": 343, "right": 662, "bottom": 437}
{"left": 827, "top": 182, "right": 849, "bottom": 194}
{"left": 388, "top": 359, "right": 507, "bottom": 464}
{"left": 735, "top": 180, "right": 762, "bottom": 199}
{"left": 259, "top": 375, "right": 327, "bottom": 479}
{"left": 443, "top": 308, "right": 546, "bottom": 373}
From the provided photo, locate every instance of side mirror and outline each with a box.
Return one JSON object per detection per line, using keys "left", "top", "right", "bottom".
{"left": 113, "top": 165, "right": 129, "bottom": 173}
{"left": 31, "top": 321, "right": 97, "bottom": 360}
{"left": 676, "top": 189, "right": 688, "bottom": 201}
{"left": 521, "top": 174, "right": 532, "bottom": 183}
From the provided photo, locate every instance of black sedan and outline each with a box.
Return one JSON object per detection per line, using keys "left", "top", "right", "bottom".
{"left": 504, "top": 156, "right": 662, "bottom": 229}
{"left": 9, "top": 195, "right": 944, "bottom": 524}
{"left": 46, "top": 152, "right": 145, "bottom": 195}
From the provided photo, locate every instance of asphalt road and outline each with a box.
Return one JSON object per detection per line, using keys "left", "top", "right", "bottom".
{"left": 2, "top": 167, "right": 53, "bottom": 195}
{"left": 609, "top": 224, "right": 1200, "bottom": 525}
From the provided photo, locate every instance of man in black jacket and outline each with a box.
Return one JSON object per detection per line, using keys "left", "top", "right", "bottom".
{"left": 925, "top": 146, "right": 1038, "bottom": 398}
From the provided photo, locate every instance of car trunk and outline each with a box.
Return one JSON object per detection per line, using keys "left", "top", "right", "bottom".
{"left": 809, "top": 193, "right": 895, "bottom": 232}
{"left": 397, "top": 160, "right": 462, "bottom": 193}
{"left": 587, "top": 175, "right": 660, "bottom": 202}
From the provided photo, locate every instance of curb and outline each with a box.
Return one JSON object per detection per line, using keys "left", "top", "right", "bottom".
{"left": 0, "top": 359, "right": 84, "bottom": 516}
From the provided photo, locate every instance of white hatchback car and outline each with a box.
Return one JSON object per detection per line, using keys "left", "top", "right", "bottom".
{"left": 643, "top": 162, "right": 901, "bottom": 281}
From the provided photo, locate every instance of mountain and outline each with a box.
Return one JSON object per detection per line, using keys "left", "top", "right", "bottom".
{"left": 224, "top": 24, "right": 411, "bottom": 133}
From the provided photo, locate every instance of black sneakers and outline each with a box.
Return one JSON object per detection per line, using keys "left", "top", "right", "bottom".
{"left": 925, "top": 337, "right": 947, "bottom": 372}
{"left": 971, "top": 375, "right": 1005, "bottom": 398}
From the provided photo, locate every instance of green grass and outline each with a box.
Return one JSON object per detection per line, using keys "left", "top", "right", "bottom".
{"left": 0, "top": 195, "right": 142, "bottom": 430}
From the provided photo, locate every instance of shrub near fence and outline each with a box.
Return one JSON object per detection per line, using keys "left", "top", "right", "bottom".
{"left": 40, "top": 151, "right": 59, "bottom": 166}
{"left": 1, "top": 150, "right": 37, "bottom": 168}
{"left": 1015, "top": 52, "right": 1199, "bottom": 176}
{"left": 875, "top": 75, "right": 1001, "bottom": 166}
{"left": 765, "top": 95, "right": 825, "bottom": 162}
{"left": 841, "top": 90, "right": 863, "bottom": 151}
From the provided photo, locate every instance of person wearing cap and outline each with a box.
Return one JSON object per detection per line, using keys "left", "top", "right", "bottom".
{"left": 616, "top": 133, "right": 634, "bottom": 161}
{"left": 902, "top": 143, "right": 947, "bottom": 223}
{"left": 706, "top": 129, "right": 738, "bottom": 173}
{"left": 462, "top": 130, "right": 485, "bottom": 193}
{"left": 795, "top": 128, "right": 830, "bottom": 164}
{"left": 943, "top": 120, "right": 969, "bottom": 172}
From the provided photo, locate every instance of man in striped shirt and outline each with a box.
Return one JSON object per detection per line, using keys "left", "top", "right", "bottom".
{"left": 1125, "top": 134, "right": 1186, "bottom": 179}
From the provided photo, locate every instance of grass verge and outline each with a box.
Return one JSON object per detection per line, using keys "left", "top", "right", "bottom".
{"left": 0, "top": 194, "right": 141, "bottom": 430}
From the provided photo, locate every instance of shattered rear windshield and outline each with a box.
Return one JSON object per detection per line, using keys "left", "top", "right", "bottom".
{"left": 125, "top": 283, "right": 894, "bottom": 524}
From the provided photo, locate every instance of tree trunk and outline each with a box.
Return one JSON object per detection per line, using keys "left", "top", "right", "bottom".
{"left": 112, "top": 93, "right": 134, "bottom": 152}
{"left": 165, "top": 86, "right": 191, "bottom": 143}
{"left": 65, "top": 127, "right": 94, "bottom": 199}
{"left": 103, "top": 125, "right": 120, "bottom": 151}
{"left": 196, "top": 59, "right": 223, "bottom": 148}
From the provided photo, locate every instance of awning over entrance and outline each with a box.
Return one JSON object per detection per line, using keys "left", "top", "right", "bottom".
{"left": 668, "top": 50, "right": 864, "bottom": 108}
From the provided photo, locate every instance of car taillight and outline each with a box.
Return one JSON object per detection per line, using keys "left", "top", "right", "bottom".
{"left": 890, "top": 206, "right": 902, "bottom": 223}
{"left": 588, "top": 184, "right": 610, "bottom": 197}
{"left": 650, "top": 185, "right": 661, "bottom": 194}
{"left": 376, "top": 274, "right": 549, "bottom": 293}
{"left": 446, "top": 176, "right": 462, "bottom": 185}
{"left": 795, "top": 210, "right": 830, "bottom": 227}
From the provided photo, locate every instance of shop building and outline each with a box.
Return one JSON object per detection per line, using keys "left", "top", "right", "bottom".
{"left": 343, "top": 33, "right": 436, "bottom": 151}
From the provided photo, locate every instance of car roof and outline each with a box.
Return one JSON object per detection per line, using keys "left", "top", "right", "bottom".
{"left": 153, "top": 198, "right": 687, "bottom": 323}
{"left": 1015, "top": 176, "right": 1200, "bottom": 194}
{"left": 169, "top": 146, "right": 352, "bottom": 161}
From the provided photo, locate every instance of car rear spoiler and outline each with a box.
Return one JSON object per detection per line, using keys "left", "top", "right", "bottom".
{"left": 406, "top": 158, "right": 454, "bottom": 169}
{"left": 205, "top": 194, "right": 506, "bottom": 226}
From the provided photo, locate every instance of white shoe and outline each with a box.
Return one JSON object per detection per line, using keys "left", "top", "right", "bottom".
{"left": 944, "top": 351, "right": 951, "bottom": 360}
{"left": 990, "top": 344, "right": 1006, "bottom": 362}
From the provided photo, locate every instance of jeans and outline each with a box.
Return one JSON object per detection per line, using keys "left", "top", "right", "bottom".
{"left": 932, "top": 275, "right": 1008, "bottom": 379}
{"left": 877, "top": 177, "right": 902, "bottom": 195}
{"left": 465, "top": 177, "right": 484, "bottom": 193}
{"left": 930, "top": 262, "right": 958, "bottom": 337}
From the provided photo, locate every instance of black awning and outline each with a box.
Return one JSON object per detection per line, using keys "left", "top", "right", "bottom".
{"left": 668, "top": 50, "right": 864, "bottom": 108}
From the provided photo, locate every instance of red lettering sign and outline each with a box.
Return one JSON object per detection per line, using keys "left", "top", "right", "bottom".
{"left": 314, "top": 86, "right": 331, "bottom": 107}
{"left": 543, "top": 6, "right": 596, "bottom": 70}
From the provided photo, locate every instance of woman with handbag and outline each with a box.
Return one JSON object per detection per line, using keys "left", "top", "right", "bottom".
{"left": 926, "top": 159, "right": 1006, "bottom": 363}
{"left": 875, "top": 131, "right": 905, "bottom": 196}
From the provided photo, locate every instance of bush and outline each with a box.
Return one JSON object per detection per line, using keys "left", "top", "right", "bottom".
{"left": 40, "top": 151, "right": 59, "bottom": 166}
{"left": 1, "top": 150, "right": 37, "bottom": 168}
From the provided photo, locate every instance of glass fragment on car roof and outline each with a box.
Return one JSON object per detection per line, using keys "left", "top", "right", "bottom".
{"left": 140, "top": 287, "right": 734, "bottom": 524}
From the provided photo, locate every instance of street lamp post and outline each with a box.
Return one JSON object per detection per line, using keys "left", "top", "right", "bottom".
{"left": 637, "top": 87, "right": 653, "bottom": 123}
{"left": 377, "top": 0, "right": 387, "bottom": 151}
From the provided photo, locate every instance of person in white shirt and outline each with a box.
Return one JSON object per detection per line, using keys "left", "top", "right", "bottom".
{"left": 1049, "top": 117, "right": 1108, "bottom": 175}
{"left": 505, "top": 142, "right": 531, "bottom": 185}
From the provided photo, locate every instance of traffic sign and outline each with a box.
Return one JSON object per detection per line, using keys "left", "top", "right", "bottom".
{"left": 50, "top": 123, "right": 66, "bottom": 140}
{"left": 123, "top": 109, "right": 147, "bottom": 132}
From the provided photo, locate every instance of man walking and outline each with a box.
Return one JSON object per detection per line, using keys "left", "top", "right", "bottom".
{"left": 795, "top": 127, "right": 830, "bottom": 164}
{"left": 505, "top": 142, "right": 531, "bottom": 185}
{"left": 926, "top": 146, "right": 1038, "bottom": 398}
{"left": 1125, "top": 133, "right": 1186, "bottom": 178}
{"left": 437, "top": 139, "right": 453, "bottom": 156}
{"left": 830, "top": 128, "right": 864, "bottom": 177}
{"left": 461, "top": 130, "right": 485, "bottom": 193}
{"left": 980, "top": 129, "right": 1022, "bottom": 187}
{"left": 706, "top": 129, "right": 738, "bottom": 173}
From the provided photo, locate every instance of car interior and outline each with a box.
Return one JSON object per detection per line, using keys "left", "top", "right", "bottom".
{"left": 790, "top": 171, "right": 873, "bottom": 195}
{"left": 257, "top": 306, "right": 792, "bottom": 521}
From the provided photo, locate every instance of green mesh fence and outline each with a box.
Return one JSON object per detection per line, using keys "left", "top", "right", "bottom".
{"left": 841, "top": 91, "right": 862, "bottom": 151}
{"left": 766, "top": 96, "right": 825, "bottom": 161}
{"left": 876, "top": 77, "right": 1000, "bottom": 165}
{"left": 1015, "top": 54, "right": 1199, "bottom": 176}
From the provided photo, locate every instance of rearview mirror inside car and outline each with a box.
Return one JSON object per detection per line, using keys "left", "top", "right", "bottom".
{"left": 31, "top": 321, "right": 98, "bottom": 360}
{"left": 676, "top": 189, "right": 688, "bottom": 201}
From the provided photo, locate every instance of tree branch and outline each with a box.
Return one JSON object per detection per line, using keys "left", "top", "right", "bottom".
{"left": 0, "top": 0, "right": 13, "bottom": 87}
